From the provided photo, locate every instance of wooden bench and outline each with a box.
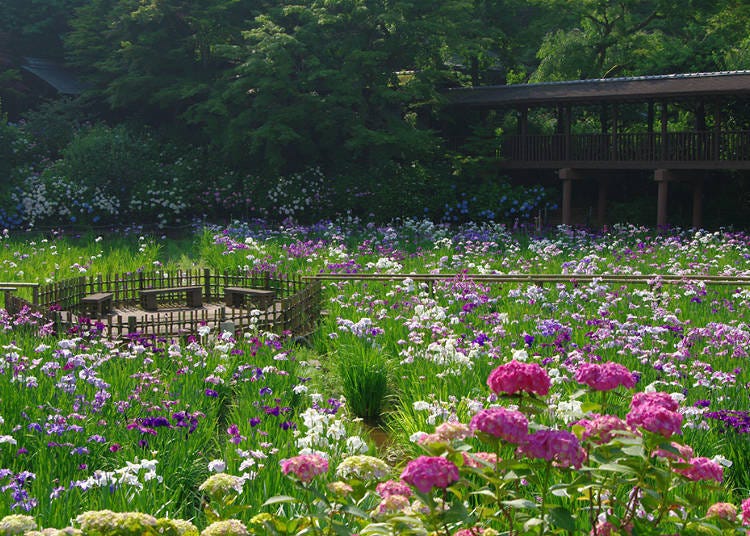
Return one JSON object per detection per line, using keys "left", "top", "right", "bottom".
{"left": 80, "top": 292, "right": 114, "bottom": 318}
{"left": 224, "top": 287, "right": 275, "bottom": 309}
{"left": 140, "top": 286, "right": 202, "bottom": 311}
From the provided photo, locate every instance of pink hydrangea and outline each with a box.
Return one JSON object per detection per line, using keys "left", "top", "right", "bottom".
{"left": 470, "top": 407, "right": 528, "bottom": 444}
{"left": 433, "top": 422, "right": 472, "bottom": 441}
{"left": 418, "top": 422, "right": 472, "bottom": 446}
{"left": 453, "top": 528, "right": 484, "bottom": 536}
{"left": 652, "top": 441, "right": 694, "bottom": 462}
{"left": 576, "top": 414, "right": 632, "bottom": 444}
{"left": 280, "top": 454, "right": 329, "bottom": 483}
{"left": 630, "top": 391, "right": 679, "bottom": 412}
{"left": 626, "top": 392, "right": 682, "bottom": 438}
{"left": 400, "top": 456, "right": 460, "bottom": 494}
{"left": 487, "top": 360, "right": 551, "bottom": 396}
{"left": 376, "top": 479, "right": 412, "bottom": 498}
{"left": 518, "top": 430, "right": 586, "bottom": 469}
{"left": 674, "top": 457, "right": 723, "bottom": 482}
{"left": 376, "top": 494, "right": 410, "bottom": 514}
{"left": 462, "top": 451, "right": 499, "bottom": 469}
{"left": 706, "top": 502, "right": 737, "bottom": 522}
{"left": 575, "top": 362, "right": 636, "bottom": 391}
{"left": 742, "top": 497, "right": 750, "bottom": 525}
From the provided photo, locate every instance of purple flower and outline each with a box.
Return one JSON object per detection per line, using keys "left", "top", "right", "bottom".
{"left": 205, "top": 389, "right": 218, "bottom": 398}
{"left": 249, "top": 417, "right": 261, "bottom": 427}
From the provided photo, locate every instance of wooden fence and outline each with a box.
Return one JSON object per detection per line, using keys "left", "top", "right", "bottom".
{"left": 4, "top": 270, "right": 321, "bottom": 339}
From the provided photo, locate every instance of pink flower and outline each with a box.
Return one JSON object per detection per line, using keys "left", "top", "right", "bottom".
{"left": 377, "top": 494, "right": 410, "bottom": 514}
{"left": 706, "top": 502, "right": 737, "bottom": 522}
{"left": 518, "top": 430, "right": 585, "bottom": 469}
{"left": 487, "top": 360, "right": 550, "bottom": 396}
{"left": 453, "top": 528, "right": 484, "bottom": 536}
{"left": 433, "top": 421, "right": 472, "bottom": 441}
{"left": 575, "top": 362, "right": 636, "bottom": 391}
{"left": 675, "top": 457, "right": 723, "bottom": 482}
{"left": 652, "top": 441, "right": 694, "bottom": 462}
{"left": 280, "top": 454, "right": 329, "bottom": 483}
{"left": 626, "top": 392, "right": 682, "bottom": 438}
{"left": 376, "top": 479, "right": 412, "bottom": 498}
{"left": 470, "top": 407, "right": 528, "bottom": 444}
{"left": 462, "top": 451, "right": 499, "bottom": 469}
{"left": 576, "top": 414, "right": 632, "bottom": 444}
{"left": 630, "top": 391, "right": 679, "bottom": 412}
{"left": 400, "top": 456, "right": 460, "bottom": 494}
{"left": 741, "top": 497, "right": 750, "bottom": 525}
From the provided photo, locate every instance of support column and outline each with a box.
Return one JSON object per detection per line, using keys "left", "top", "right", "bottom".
{"left": 597, "top": 179, "right": 608, "bottom": 228}
{"left": 559, "top": 168, "right": 581, "bottom": 226}
{"left": 654, "top": 169, "right": 673, "bottom": 230}
{"left": 692, "top": 178, "right": 704, "bottom": 230}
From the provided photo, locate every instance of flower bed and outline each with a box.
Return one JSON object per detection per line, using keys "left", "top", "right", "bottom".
{"left": 1, "top": 221, "right": 750, "bottom": 534}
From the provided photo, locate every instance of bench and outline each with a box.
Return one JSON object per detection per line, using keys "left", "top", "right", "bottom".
{"left": 80, "top": 292, "right": 114, "bottom": 318}
{"left": 140, "top": 286, "right": 202, "bottom": 311}
{"left": 224, "top": 287, "right": 275, "bottom": 309}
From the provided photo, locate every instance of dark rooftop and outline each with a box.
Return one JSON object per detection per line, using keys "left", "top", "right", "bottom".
{"left": 448, "top": 71, "right": 750, "bottom": 107}
{"left": 21, "top": 57, "right": 89, "bottom": 95}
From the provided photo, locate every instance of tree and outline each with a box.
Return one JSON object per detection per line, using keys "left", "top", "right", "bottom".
{"left": 65, "top": 0, "right": 252, "bottom": 128}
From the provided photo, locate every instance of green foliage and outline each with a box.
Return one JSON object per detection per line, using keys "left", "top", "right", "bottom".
{"left": 335, "top": 346, "right": 390, "bottom": 425}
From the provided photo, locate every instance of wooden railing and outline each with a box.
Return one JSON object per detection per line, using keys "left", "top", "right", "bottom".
{"left": 3, "top": 270, "right": 322, "bottom": 339}
{"left": 502, "top": 131, "right": 750, "bottom": 164}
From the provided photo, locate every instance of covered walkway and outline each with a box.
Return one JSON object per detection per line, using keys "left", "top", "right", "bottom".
{"left": 449, "top": 71, "right": 750, "bottom": 228}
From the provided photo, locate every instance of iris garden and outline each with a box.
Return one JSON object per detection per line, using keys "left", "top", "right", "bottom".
{"left": 1, "top": 219, "right": 750, "bottom": 535}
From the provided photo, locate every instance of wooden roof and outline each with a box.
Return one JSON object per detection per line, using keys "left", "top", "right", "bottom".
{"left": 448, "top": 71, "right": 750, "bottom": 108}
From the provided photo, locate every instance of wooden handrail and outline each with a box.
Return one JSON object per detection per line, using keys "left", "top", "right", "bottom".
{"left": 304, "top": 273, "right": 750, "bottom": 286}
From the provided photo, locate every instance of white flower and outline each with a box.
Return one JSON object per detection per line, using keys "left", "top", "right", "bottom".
{"left": 208, "top": 459, "right": 227, "bottom": 473}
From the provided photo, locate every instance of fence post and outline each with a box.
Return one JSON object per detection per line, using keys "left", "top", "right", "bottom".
{"left": 128, "top": 316, "right": 137, "bottom": 334}
{"left": 32, "top": 286, "right": 39, "bottom": 305}
{"left": 204, "top": 268, "right": 211, "bottom": 301}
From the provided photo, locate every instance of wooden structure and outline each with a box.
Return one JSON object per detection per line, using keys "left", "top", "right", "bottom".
{"left": 80, "top": 292, "right": 114, "bottom": 318}
{"left": 449, "top": 71, "right": 750, "bottom": 228}
{"left": 224, "top": 287, "right": 275, "bottom": 309}
{"left": 140, "top": 286, "right": 202, "bottom": 311}
{"left": 3, "top": 270, "right": 321, "bottom": 339}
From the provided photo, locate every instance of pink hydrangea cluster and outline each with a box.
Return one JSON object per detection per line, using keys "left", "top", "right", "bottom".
{"left": 652, "top": 441, "right": 694, "bottom": 462}
{"left": 376, "top": 479, "right": 412, "bottom": 498}
{"left": 575, "top": 362, "right": 636, "bottom": 391}
{"left": 462, "top": 451, "right": 499, "bottom": 469}
{"left": 576, "top": 414, "right": 631, "bottom": 444}
{"left": 470, "top": 407, "right": 528, "bottom": 444}
{"left": 742, "top": 497, "right": 750, "bottom": 525}
{"left": 626, "top": 391, "right": 682, "bottom": 438}
{"left": 376, "top": 494, "right": 410, "bottom": 514}
{"left": 280, "top": 454, "right": 329, "bottom": 483}
{"left": 674, "top": 457, "right": 723, "bottom": 482}
{"left": 418, "top": 422, "right": 472, "bottom": 445}
{"left": 706, "top": 502, "right": 737, "bottom": 522}
{"left": 487, "top": 360, "right": 551, "bottom": 396}
{"left": 453, "top": 528, "right": 485, "bottom": 536}
{"left": 590, "top": 520, "right": 632, "bottom": 536}
{"left": 518, "top": 430, "right": 586, "bottom": 469}
{"left": 400, "top": 456, "right": 460, "bottom": 494}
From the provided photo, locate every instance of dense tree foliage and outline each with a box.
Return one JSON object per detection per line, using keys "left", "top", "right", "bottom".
{"left": 2, "top": 0, "right": 750, "bottom": 226}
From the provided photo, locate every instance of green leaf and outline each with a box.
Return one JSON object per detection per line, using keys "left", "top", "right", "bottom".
{"left": 502, "top": 498, "right": 538, "bottom": 509}
{"left": 341, "top": 504, "right": 370, "bottom": 519}
{"left": 548, "top": 506, "right": 577, "bottom": 532}
{"left": 597, "top": 462, "right": 636, "bottom": 474}
{"left": 621, "top": 444, "right": 645, "bottom": 457}
{"left": 262, "top": 495, "right": 298, "bottom": 507}
{"left": 523, "top": 517, "right": 544, "bottom": 531}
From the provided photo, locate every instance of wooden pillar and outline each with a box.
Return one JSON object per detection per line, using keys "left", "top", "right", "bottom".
{"left": 647, "top": 101, "right": 655, "bottom": 159}
{"left": 559, "top": 168, "right": 581, "bottom": 226}
{"left": 713, "top": 101, "right": 722, "bottom": 160}
{"left": 654, "top": 169, "right": 673, "bottom": 229}
{"left": 660, "top": 101, "right": 669, "bottom": 161}
{"left": 597, "top": 179, "right": 608, "bottom": 228}
{"left": 692, "top": 178, "right": 704, "bottom": 230}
